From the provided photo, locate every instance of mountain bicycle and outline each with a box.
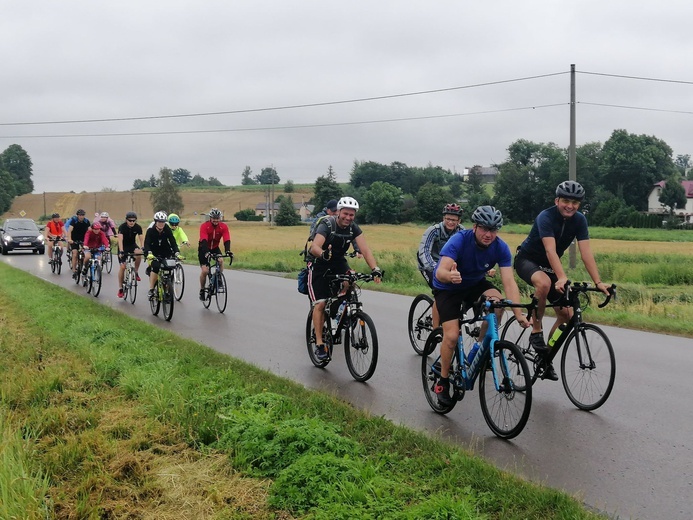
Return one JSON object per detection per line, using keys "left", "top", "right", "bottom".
{"left": 82, "top": 247, "right": 104, "bottom": 297}
{"left": 500, "top": 282, "right": 617, "bottom": 411}
{"left": 201, "top": 252, "right": 232, "bottom": 313}
{"left": 72, "top": 242, "right": 85, "bottom": 285}
{"left": 422, "top": 297, "right": 533, "bottom": 439}
{"left": 121, "top": 252, "right": 140, "bottom": 304}
{"left": 305, "top": 271, "right": 379, "bottom": 382}
{"left": 48, "top": 238, "right": 66, "bottom": 275}
{"left": 408, "top": 293, "right": 478, "bottom": 356}
{"left": 149, "top": 257, "right": 176, "bottom": 321}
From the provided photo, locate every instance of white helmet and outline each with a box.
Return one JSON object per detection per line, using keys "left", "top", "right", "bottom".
{"left": 100, "top": 211, "right": 110, "bottom": 218}
{"left": 153, "top": 211, "right": 168, "bottom": 222}
{"left": 337, "top": 196, "right": 359, "bottom": 211}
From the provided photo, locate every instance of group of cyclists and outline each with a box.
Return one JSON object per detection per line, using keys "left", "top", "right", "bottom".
{"left": 44, "top": 208, "right": 232, "bottom": 302}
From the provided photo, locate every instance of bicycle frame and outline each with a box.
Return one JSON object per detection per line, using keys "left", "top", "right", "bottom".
{"left": 322, "top": 276, "right": 367, "bottom": 345}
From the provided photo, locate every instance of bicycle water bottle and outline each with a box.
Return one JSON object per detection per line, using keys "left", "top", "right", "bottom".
{"left": 547, "top": 323, "right": 567, "bottom": 348}
{"left": 336, "top": 301, "right": 347, "bottom": 324}
{"left": 466, "top": 342, "right": 480, "bottom": 365}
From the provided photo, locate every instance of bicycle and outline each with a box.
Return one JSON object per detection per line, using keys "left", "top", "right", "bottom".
{"left": 500, "top": 282, "right": 617, "bottom": 411}
{"left": 72, "top": 242, "right": 85, "bottom": 285}
{"left": 101, "top": 240, "right": 114, "bottom": 274}
{"left": 82, "top": 247, "right": 104, "bottom": 297}
{"left": 305, "top": 271, "right": 379, "bottom": 382}
{"left": 149, "top": 256, "right": 176, "bottom": 321}
{"left": 201, "top": 252, "right": 232, "bottom": 313}
{"left": 48, "top": 238, "right": 66, "bottom": 275}
{"left": 173, "top": 256, "right": 185, "bottom": 301}
{"left": 121, "top": 252, "right": 140, "bottom": 304}
{"left": 421, "top": 298, "right": 533, "bottom": 439}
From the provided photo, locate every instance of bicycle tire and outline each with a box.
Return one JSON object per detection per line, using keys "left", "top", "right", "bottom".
{"left": 561, "top": 324, "right": 616, "bottom": 411}
{"left": 344, "top": 310, "right": 378, "bottom": 382}
{"left": 56, "top": 250, "right": 62, "bottom": 275}
{"left": 92, "top": 263, "right": 102, "bottom": 297}
{"left": 75, "top": 257, "right": 83, "bottom": 285}
{"left": 478, "top": 340, "right": 532, "bottom": 439}
{"left": 500, "top": 315, "right": 537, "bottom": 391}
{"left": 50, "top": 248, "right": 58, "bottom": 274}
{"left": 127, "top": 266, "right": 137, "bottom": 304}
{"left": 408, "top": 294, "right": 433, "bottom": 355}
{"left": 105, "top": 248, "right": 113, "bottom": 273}
{"left": 162, "top": 277, "right": 174, "bottom": 321}
{"left": 305, "top": 308, "right": 332, "bottom": 368}
{"left": 150, "top": 282, "right": 161, "bottom": 316}
{"left": 202, "top": 273, "right": 213, "bottom": 309}
{"left": 86, "top": 262, "right": 94, "bottom": 294}
{"left": 215, "top": 272, "right": 228, "bottom": 313}
{"left": 421, "top": 327, "right": 457, "bottom": 414}
{"left": 173, "top": 263, "right": 185, "bottom": 301}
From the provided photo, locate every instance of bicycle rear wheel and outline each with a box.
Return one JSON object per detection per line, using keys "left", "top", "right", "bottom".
{"left": 50, "top": 248, "right": 58, "bottom": 274}
{"left": 408, "top": 294, "right": 433, "bottom": 355}
{"left": 150, "top": 283, "right": 161, "bottom": 316}
{"left": 55, "top": 250, "right": 62, "bottom": 275}
{"left": 92, "top": 263, "right": 102, "bottom": 297}
{"left": 75, "top": 258, "right": 83, "bottom": 285}
{"left": 478, "top": 340, "right": 532, "bottom": 439}
{"left": 305, "top": 308, "right": 332, "bottom": 368}
{"left": 421, "top": 327, "right": 457, "bottom": 414}
{"left": 344, "top": 310, "right": 378, "bottom": 382}
{"left": 162, "top": 278, "right": 174, "bottom": 321}
{"left": 500, "top": 315, "right": 537, "bottom": 391}
{"left": 215, "top": 272, "right": 228, "bottom": 313}
{"left": 173, "top": 263, "right": 185, "bottom": 301}
{"left": 561, "top": 324, "right": 615, "bottom": 411}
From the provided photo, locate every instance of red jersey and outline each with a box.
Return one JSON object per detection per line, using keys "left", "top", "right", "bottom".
{"left": 83, "top": 229, "right": 110, "bottom": 250}
{"left": 46, "top": 220, "right": 65, "bottom": 237}
{"left": 199, "top": 221, "right": 230, "bottom": 250}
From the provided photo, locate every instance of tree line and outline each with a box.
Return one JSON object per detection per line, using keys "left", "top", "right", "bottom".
{"left": 0, "top": 144, "right": 34, "bottom": 213}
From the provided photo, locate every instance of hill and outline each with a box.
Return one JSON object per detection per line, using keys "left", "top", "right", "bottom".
{"left": 0, "top": 187, "right": 315, "bottom": 223}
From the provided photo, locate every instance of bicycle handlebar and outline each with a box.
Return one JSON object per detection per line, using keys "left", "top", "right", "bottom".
{"left": 564, "top": 280, "right": 617, "bottom": 308}
{"left": 327, "top": 272, "right": 377, "bottom": 284}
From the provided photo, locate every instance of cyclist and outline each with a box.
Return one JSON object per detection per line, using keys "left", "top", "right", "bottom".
{"left": 197, "top": 208, "right": 231, "bottom": 301}
{"left": 433, "top": 206, "right": 529, "bottom": 407}
{"left": 306, "top": 196, "right": 383, "bottom": 361}
{"left": 514, "top": 180, "right": 610, "bottom": 380}
{"left": 81, "top": 222, "right": 110, "bottom": 280}
{"left": 116, "top": 211, "right": 144, "bottom": 298}
{"left": 97, "top": 212, "right": 118, "bottom": 240}
{"left": 167, "top": 213, "right": 190, "bottom": 247}
{"left": 66, "top": 209, "right": 91, "bottom": 278}
{"left": 45, "top": 213, "right": 66, "bottom": 261}
{"left": 309, "top": 199, "right": 338, "bottom": 235}
{"left": 417, "top": 203, "right": 465, "bottom": 328}
{"left": 144, "top": 211, "right": 180, "bottom": 300}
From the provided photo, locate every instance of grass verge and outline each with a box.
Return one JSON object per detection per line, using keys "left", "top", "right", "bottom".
{"left": 0, "top": 263, "right": 605, "bottom": 519}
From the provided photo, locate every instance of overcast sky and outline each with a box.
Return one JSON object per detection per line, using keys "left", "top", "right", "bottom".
{"left": 2, "top": 0, "right": 693, "bottom": 193}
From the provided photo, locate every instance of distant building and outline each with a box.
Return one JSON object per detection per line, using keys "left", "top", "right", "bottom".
{"left": 462, "top": 166, "right": 498, "bottom": 183}
{"left": 647, "top": 180, "right": 693, "bottom": 223}
{"left": 255, "top": 202, "right": 314, "bottom": 221}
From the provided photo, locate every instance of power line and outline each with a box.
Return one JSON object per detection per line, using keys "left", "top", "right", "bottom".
{"left": 578, "top": 70, "right": 693, "bottom": 85}
{"left": 579, "top": 101, "right": 693, "bottom": 115}
{"left": 0, "top": 72, "right": 568, "bottom": 127}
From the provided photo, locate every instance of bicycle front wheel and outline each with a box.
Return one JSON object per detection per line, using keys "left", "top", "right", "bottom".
{"left": 104, "top": 248, "right": 113, "bottom": 274}
{"left": 421, "top": 327, "right": 457, "bottom": 414}
{"left": 162, "top": 278, "right": 174, "bottom": 321}
{"left": 305, "top": 308, "right": 332, "bottom": 368}
{"left": 55, "top": 251, "right": 62, "bottom": 275}
{"left": 92, "top": 263, "right": 102, "bottom": 297}
{"left": 344, "top": 310, "right": 378, "bottom": 382}
{"left": 215, "top": 272, "right": 228, "bottom": 313}
{"left": 479, "top": 340, "right": 532, "bottom": 439}
{"left": 127, "top": 268, "right": 137, "bottom": 304}
{"left": 173, "top": 263, "right": 185, "bottom": 301}
{"left": 408, "top": 294, "right": 433, "bottom": 355}
{"left": 500, "top": 315, "right": 536, "bottom": 391}
{"left": 202, "top": 274, "right": 213, "bottom": 309}
{"left": 561, "top": 324, "right": 616, "bottom": 411}
{"left": 50, "top": 249, "right": 58, "bottom": 274}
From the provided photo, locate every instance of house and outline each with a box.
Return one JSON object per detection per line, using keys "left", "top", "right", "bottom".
{"left": 463, "top": 166, "right": 498, "bottom": 183}
{"left": 255, "top": 202, "right": 315, "bottom": 221}
{"left": 647, "top": 180, "right": 693, "bottom": 223}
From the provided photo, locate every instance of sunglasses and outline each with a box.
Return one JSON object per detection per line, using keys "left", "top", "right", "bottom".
{"left": 127, "top": 219, "right": 137, "bottom": 222}
{"left": 170, "top": 223, "right": 178, "bottom": 226}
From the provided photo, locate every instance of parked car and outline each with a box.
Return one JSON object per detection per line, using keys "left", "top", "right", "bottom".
{"left": 0, "top": 218, "right": 45, "bottom": 255}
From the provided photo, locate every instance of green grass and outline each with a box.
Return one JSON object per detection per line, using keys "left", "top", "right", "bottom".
{"left": 0, "top": 263, "right": 605, "bottom": 519}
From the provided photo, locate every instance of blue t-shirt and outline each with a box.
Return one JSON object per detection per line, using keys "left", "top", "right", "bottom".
{"left": 518, "top": 206, "right": 589, "bottom": 266}
{"left": 432, "top": 229, "right": 512, "bottom": 291}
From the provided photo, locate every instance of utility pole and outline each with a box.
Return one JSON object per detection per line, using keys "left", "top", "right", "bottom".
{"left": 569, "top": 64, "right": 577, "bottom": 268}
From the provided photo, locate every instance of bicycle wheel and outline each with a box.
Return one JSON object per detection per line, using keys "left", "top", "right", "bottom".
{"left": 104, "top": 248, "right": 113, "bottom": 274}
{"left": 92, "top": 263, "right": 102, "bottom": 297}
{"left": 75, "top": 258, "right": 83, "bottom": 285}
{"left": 56, "top": 250, "right": 62, "bottom": 275}
{"left": 150, "top": 282, "right": 161, "bottom": 316}
{"left": 127, "top": 267, "right": 137, "bottom": 304}
{"left": 421, "top": 327, "right": 457, "bottom": 414}
{"left": 560, "top": 324, "right": 616, "bottom": 411}
{"left": 500, "top": 315, "right": 536, "bottom": 391}
{"left": 344, "top": 310, "right": 378, "bottom": 382}
{"left": 408, "top": 294, "right": 433, "bottom": 355}
{"left": 305, "top": 308, "right": 332, "bottom": 368}
{"left": 215, "top": 272, "right": 228, "bottom": 313}
{"left": 50, "top": 248, "right": 57, "bottom": 274}
{"left": 173, "top": 263, "right": 185, "bottom": 301}
{"left": 202, "top": 274, "right": 213, "bottom": 309}
{"left": 162, "top": 277, "right": 174, "bottom": 321}
{"left": 86, "top": 263, "right": 94, "bottom": 293}
{"left": 478, "top": 340, "right": 532, "bottom": 439}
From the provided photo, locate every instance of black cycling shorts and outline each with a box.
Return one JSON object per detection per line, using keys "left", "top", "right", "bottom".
{"left": 434, "top": 279, "right": 498, "bottom": 324}
{"left": 514, "top": 254, "right": 563, "bottom": 305}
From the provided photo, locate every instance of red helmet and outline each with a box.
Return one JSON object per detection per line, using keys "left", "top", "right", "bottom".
{"left": 91, "top": 222, "right": 102, "bottom": 230}
{"left": 442, "top": 203, "right": 462, "bottom": 216}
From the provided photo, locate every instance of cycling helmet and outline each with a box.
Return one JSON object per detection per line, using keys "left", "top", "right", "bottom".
{"left": 51, "top": 213, "right": 60, "bottom": 218}
{"left": 168, "top": 213, "right": 180, "bottom": 224}
{"left": 555, "top": 180, "right": 585, "bottom": 201}
{"left": 442, "top": 203, "right": 462, "bottom": 216}
{"left": 337, "top": 196, "right": 359, "bottom": 211}
{"left": 153, "top": 211, "right": 168, "bottom": 222}
{"left": 126, "top": 211, "right": 137, "bottom": 220}
{"left": 100, "top": 212, "right": 110, "bottom": 218}
{"left": 471, "top": 205, "right": 503, "bottom": 230}
{"left": 91, "top": 222, "right": 102, "bottom": 230}
{"left": 208, "top": 208, "right": 222, "bottom": 219}
{"left": 76, "top": 209, "right": 86, "bottom": 216}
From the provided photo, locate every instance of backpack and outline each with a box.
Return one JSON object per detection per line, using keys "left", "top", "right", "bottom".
{"left": 300, "top": 215, "right": 337, "bottom": 262}
{"left": 297, "top": 267, "right": 309, "bottom": 294}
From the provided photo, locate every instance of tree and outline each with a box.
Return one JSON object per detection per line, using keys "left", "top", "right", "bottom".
{"left": 241, "top": 166, "right": 256, "bottom": 185}
{"left": 350, "top": 160, "right": 392, "bottom": 189}
{"left": 416, "top": 182, "right": 450, "bottom": 223}
{"left": 326, "top": 165, "right": 337, "bottom": 182}
{"left": 361, "top": 181, "right": 402, "bottom": 224}
{"left": 188, "top": 174, "right": 207, "bottom": 186}
{"left": 207, "top": 176, "right": 223, "bottom": 186}
{"left": 284, "top": 180, "right": 295, "bottom": 193}
{"left": 466, "top": 165, "right": 485, "bottom": 195}
{"left": 0, "top": 170, "right": 17, "bottom": 213}
{"left": 171, "top": 168, "right": 192, "bottom": 185}
{"left": 674, "top": 154, "right": 691, "bottom": 177}
{"left": 275, "top": 196, "right": 300, "bottom": 226}
{"left": 150, "top": 167, "right": 184, "bottom": 215}
{"left": 234, "top": 208, "right": 257, "bottom": 221}
{"left": 313, "top": 169, "right": 342, "bottom": 214}
{"left": 1, "top": 144, "right": 34, "bottom": 195}
{"left": 659, "top": 174, "right": 687, "bottom": 216}
{"left": 255, "top": 166, "right": 280, "bottom": 185}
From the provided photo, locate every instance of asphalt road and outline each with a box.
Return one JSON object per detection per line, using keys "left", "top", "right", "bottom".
{"left": 4, "top": 252, "right": 692, "bottom": 520}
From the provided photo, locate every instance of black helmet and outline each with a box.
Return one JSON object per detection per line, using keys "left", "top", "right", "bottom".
{"left": 471, "top": 206, "right": 503, "bottom": 230}
{"left": 76, "top": 209, "right": 86, "bottom": 216}
{"left": 126, "top": 211, "right": 137, "bottom": 220}
{"left": 556, "top": 180, "right": 585, "bottom": 201}
{"left": 442, "top": 203, "right": 462, "bottom": 216}
{"left": 51, "top": 213, "right": 60, "bottom": 218}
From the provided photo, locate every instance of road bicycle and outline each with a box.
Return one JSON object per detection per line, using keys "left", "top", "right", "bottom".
{"left": 48, "top": 238, "right": 66, "bottom": 275}
{"left": 408, "top": 293, "right": 478, "bottom": 356}
{"left": 82, "top": 247, "right": 104, "bottom": 297}
{"left": 72, "top": 242, "right": 85, "bottom": 285}
{"left": 500, "top": 282, "right": 617, "bottom": 411}
{"left": 173, "top": 256, "right": 185, "bottom": 301}
{"left": 421, "top": 298, "right": 533, "bottom": 439}
{"left": 305, "top": 271, "right": 379, "bottom": 382}
{"left": 149, "top": 257, "right": 176, "bottom": 321}
{"left": 121, "top": 252, "right": 140, "bottom": 304}
{"left": 201, "top": 252, "right": 232, "bottom": 313}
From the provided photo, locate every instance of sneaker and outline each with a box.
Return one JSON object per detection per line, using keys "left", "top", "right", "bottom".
{"left": 117, "top": 289, "right": 124, "bottom": 299}
{"left": 148, "top": 289, "right": 155, "bottom": 300}
{"left": 529, "top": 331, "right": 548, "bottom": 355}
{"left": 136, "top": 273, "right": 141, "bottom": 282}
{"left": 199, "top": 289, "right": 206, "bottom": 301}
{"left": 72, "top": 271, "right": 78, "bottom": 280}
{"left": 314, "top": 344, "right": 330, "bottom": 361}
{"left": 434, "top": 377, "right": 454, "bottom": 407}
{"left": 540, "top": 362, "right": 559, "bottom": 381}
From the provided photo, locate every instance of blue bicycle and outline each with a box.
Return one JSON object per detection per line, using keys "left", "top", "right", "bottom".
{"left": 421, "top": 298, "right": 533, "bottom": 439}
